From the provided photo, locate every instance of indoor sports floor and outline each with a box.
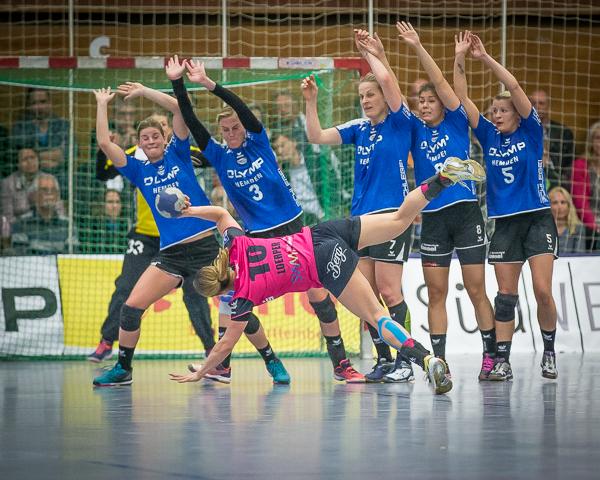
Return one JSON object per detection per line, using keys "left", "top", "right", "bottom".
{"left": 1, "top": 354, "right": 599, "bottom": 480}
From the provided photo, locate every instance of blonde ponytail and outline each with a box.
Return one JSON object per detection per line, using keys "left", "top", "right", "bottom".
{"left": 194, "top": 248, "right": 233, "bottom": 297}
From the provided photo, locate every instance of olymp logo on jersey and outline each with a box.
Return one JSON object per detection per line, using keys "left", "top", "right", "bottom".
{"left": 143, "top": 165, "right": 181, "bottom": 192}
{"left": 420, "top": 132, "right": 451, "bottom": 164}
{"left": 226, "top": 157, "right": 265, "bottom": 187}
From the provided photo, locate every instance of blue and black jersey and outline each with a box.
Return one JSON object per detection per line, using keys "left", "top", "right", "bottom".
{"left": 473, "top": 108, "right": 549, "bottom": 218}
{"left": 410, "top": 105, "right": 477, "bottom": 212}
{"left": 336, "top": 104, "right": 411, "bottom": 216}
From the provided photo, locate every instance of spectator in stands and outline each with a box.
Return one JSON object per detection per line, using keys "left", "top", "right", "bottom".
{"left": 1, "top": 147, "right": 41, "bottom": 224}
{"left": 0, "top": 215, "right": 10, "bottom": 254}
{"left": 11, "top": 173, "right": 78, "bottom": 255}
{"left": 80, "top": 189, "right": 130, "bottom": 254}
{"left": 0, "top": 123, "right": 10, "bottom": 178}
{"left": 571, "top": 121, "right": 600, "bottom": 233}
{"left": 530, "top": 89, "right": 575, "bottom": 182}
{"left": 270, "top": 89, "right": 349, "bottom": 214}
{"left": 11, "top": 88, "right": 72, "bottom": 198}
{"left": 549, "top": 186, "right": 586, "bottom": 254}
{"left": 272, "top": 130, "right": 324, "bottom": 224}
{"left": 543, "top": 137, "right": 563, "bottom": 191}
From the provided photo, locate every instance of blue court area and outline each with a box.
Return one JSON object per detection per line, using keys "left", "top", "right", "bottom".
{"left": 1, "top": 354, "right": 599, "bottom": 480}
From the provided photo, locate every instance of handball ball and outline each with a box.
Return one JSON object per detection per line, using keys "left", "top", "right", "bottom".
{"left": 155, "top": 187, "right": 186, "bottom": 218}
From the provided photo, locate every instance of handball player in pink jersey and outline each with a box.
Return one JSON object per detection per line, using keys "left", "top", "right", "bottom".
{"left": 169, "top": 157, "right": 485, "bottom": 394}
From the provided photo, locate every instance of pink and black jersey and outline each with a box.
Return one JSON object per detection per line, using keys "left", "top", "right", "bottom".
{"left": 224, "top": 227, "right": 322, "bottom": 320}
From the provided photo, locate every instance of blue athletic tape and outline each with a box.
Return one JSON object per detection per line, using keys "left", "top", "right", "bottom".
{"left": 377, "top": 316, "right": 409, "bottom": 346}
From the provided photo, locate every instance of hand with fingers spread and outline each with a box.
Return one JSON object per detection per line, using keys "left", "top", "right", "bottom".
{"left": 93, "top": 87, "right": 116, "bottom": 105}
{"left": 455, "top": 30, "right": 472, "bottom": 58}
{"left": 166, "top": 55, "right": 188, "bottom": 81}
{"left": 186, "top": 59, "right": 216, "bottom": 90}
{"left": 396, "top": 21, "right": 421, "bottom": 48}
{"left": 169, "top": 370, "right": 204, "bottom": 383}
{"left": 117, "top": 82, "right": 146, "bottom": 101}
{"left": 301, "top": 74, "right": 319, "bottom": 103}
{"left": 469, "top": 34, "right": 488, "bottom": 60}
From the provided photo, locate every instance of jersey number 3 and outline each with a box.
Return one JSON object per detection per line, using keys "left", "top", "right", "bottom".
{"left": 249, "top": 184, "right": 263, "bottom": 201}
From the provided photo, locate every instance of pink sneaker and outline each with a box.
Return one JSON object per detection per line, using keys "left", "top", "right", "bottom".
{"left": 478, "top": 353, "right": 496, "bottom": 381}
{"left": 333, "top": 359, "right": 365, "bottom": 383}
{"left": 87, "top": 340, "right": 113, "bottom": 363}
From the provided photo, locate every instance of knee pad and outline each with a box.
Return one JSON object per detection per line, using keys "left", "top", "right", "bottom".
{"left": 377, "top": 316, "right": 410, "bottom": 349}
{"left": 494, "top": 292, "right": 519, "bottom": 322}
{"left": 243, "top": 313, "right": 261, "bottom": 335}
{"left": 120, "top": 304, "right": 145, "bottom": 332}
{"left": 310, "top": 294, "right": 337, "bottom": 324}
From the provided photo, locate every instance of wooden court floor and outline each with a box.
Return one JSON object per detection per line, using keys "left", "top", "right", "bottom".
{"left": 1, "top": 354, "right": 599, "bottom": 480}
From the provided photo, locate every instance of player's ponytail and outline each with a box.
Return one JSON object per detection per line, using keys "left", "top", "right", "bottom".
{"left": 194, "top": 248, "right": 233, "bottom": 297}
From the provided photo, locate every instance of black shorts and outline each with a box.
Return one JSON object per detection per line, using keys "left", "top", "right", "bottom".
{"left": 248, "top": 216, "right": 304, "bottom": 239}
{"left": 358, "top": 220, "right": 413, "bottom": 264}
{"left": 311, "top": 217, "right": 361, "bottom": 298}
{"left": 151, "top": 233, "right": 220, "bottom": 285}
{"left": 420, "top": 201, "right": 487, "bottom": 267}
{"left": 488, "top": 209, "right": 558, "bottom": 264}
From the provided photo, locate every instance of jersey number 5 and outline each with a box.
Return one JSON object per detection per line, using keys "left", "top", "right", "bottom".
{"left": 501, "top": 166, "right": 515, "bottom": 184}
{"left": 247, "top": 245, "right": 269, "bottom": 280}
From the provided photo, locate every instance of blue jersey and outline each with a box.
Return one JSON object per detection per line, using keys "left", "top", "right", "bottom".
{"left": 473, "top": 108, "right": 549, "bottom": 218}
{"left": 117, "top": 135, "right": 215, "bottom": 249}
{"left": 337, "top": 105, "right": 411, "bottom": 216}
{"left": 203, "top": 128, "right": 302, "bottom": 233}
{"left": 410, "top": 105, "right": 477, "bottom": 212}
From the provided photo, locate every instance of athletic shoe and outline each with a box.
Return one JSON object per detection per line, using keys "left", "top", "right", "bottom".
{"left": 488, "top": 358, "right": 513, "bottom": 381}
{"left": 423, "top": 355, "right": 453, "bottom": 395}
{"left": 541, "top": 351, "right": 558, "bottom": 379}
{"left": 334, "top": 359, "right": 365, "bottom": 383}
{"left": 93, "top": 363, "right": 132, "bottom": 387}
{"left": 188, "top": 363, "right": 232, "bottom": 384}
{"left": 383, "top": 357, "right": 415, "bottom": 383}
{"left": 478, "top": 353, "right": 496, "bottom": 381}
{"left": 266, "top": 358, "right": 291, "bottom": 385}
{"left": 87, "top": 339, "right": 113, "bottom": 363}
{"left": 440, "top": 157, "right": 486, "bottom": 187}
{"left": 365, "top": 358, "right": 395, "bottom": 383}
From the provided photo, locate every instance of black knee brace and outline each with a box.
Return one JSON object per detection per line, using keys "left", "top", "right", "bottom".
{"left": 494, "top": 292, "right": 519, "bottom": 322}
{"left": 120, "top": 304, "right": 145, "bottom": 332}
{"left": 244, "top": 313, "right": 261, "bottom": 335}
{"left": 310, "top": 294, "right": 337, "bottom": 324}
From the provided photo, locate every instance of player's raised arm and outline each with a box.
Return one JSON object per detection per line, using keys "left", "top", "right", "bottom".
{"left": 94, "top": 88, "right": 127, "bottom": 168}
{"left": 397, "top": 21, "right": 459, "bottom": 111}
{"left": 453, "top": 30, "right": 480, "bottom": 129}
{"left": 117, "top": 76, "right": 189, "bottom": 140}
{"left": 470, "top": 34, "right": 532, "bottom": 119}
{"left": 186, "top": 59, "right": 262, "bottom": 134}
{"left": 355, "top": 28, "right": 403, "bottom": 112}
{"left": 302, "top": 74, "right": 342, "bottom": 145}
